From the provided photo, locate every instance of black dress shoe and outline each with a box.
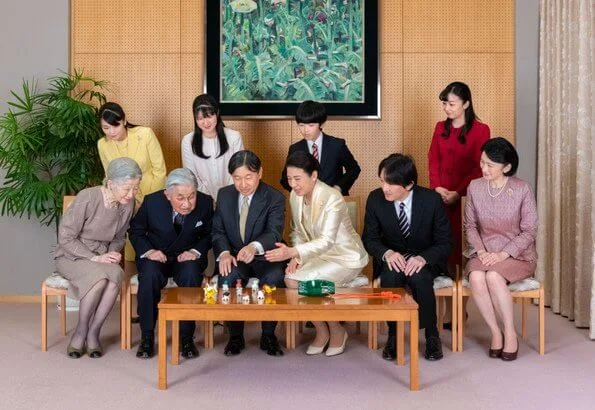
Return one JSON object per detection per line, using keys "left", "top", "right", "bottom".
{"left": 181, "top": 338, "right": 199, "bottom": 359}
{"left": 224, "top": 336, "right": 245, "bottom": 356}
{"left": 382, "top": 336, "right": 396, "bottom": 361}
{"left": 425, "top": 336, "right": 443, "bottom": 361}
{"left": 260, "top": 334, "right": 284, "bottom": 356}
{"left": 136, "top": 337, "right": 154, "bottom": 359}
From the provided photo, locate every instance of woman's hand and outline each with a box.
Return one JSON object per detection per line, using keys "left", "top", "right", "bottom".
{"left": 91, "top": 251, "right": 121, "bottom": 264}
{"left": 285, "top": 258, "right": 299, "bottom": 274}
{"left": 443, "top": 190, "right": 460, "bottom": 205}
{"left": 479, "top": 251, "right": 509, "bottom": 267}
{"left": 265, "top": 243, "right": 298, "bottom": 262}
{"left": 435, "top": 187, "right": 448, "bottom": 201}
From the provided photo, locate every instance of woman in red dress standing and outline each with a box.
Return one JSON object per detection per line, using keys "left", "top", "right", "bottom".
{"left": 428, "top": 82, "right": 490, "bottom": 327}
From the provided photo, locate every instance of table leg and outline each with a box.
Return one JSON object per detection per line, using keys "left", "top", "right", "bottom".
{"left": 171, "top": 321, "right": 179, "bottom": 365}
{"left": 158, "top": 313, "right": 167, "bottom": 390}
{"left": 409, "top": 311, "right": 419, "bottom": 391}
{"left": 397, "top": 321, "right": 405, "bottom": 365}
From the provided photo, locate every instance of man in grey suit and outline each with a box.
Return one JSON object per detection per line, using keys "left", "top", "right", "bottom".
{"left": 213, "top": 150, "right": 286, "bottom": 356}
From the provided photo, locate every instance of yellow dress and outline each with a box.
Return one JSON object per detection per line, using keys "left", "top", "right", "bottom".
{"left": 97, "top": 126, "right": 167, "bottom": 259}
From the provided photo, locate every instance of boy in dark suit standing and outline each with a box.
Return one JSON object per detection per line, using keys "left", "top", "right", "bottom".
{"left": 362, "top": 154, "right": 452, "bottom": 361}
{"left": 129, "top": 168, "right": 213, "bottom": 359}
{"left": 280, "top": 100, "right": 360, "bottom": 196}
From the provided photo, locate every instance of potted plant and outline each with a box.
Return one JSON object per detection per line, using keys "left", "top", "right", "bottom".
{"left": 0, "top": 70, "right": 107, "bottom": 231}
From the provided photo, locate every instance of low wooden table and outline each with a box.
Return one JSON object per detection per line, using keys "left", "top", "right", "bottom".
{"left": 157, "top": 287, "right": 419, "bottom": 391}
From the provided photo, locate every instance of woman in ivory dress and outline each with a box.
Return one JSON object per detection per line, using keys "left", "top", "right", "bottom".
{"left": 265, "top": 151, "right": 368, "bottom": 357}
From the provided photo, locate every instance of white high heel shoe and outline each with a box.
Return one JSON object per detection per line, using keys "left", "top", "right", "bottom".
{"left": 306, "top": 335, "right": 329, "bottom": 355}
{"left": 325, "top": 331, "right": 348, "bottom": 357}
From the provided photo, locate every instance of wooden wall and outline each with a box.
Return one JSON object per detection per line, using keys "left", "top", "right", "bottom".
{"left": 71, "top": 0, "right": 515, "bottom": 197}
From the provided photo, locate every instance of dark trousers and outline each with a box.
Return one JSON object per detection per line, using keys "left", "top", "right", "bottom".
{"left": 223, "top": 258, "right": 285, "bottom": 337}
{"left": 137, "top": 256, "right": 205, "bottom": 340}
{"left": 379, "top": 265, "right": 439, "bottom": 339}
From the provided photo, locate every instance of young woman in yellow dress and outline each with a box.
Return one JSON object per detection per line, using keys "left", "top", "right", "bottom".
{"left": 97, "top": 102, "right": 167, "bottom": 260}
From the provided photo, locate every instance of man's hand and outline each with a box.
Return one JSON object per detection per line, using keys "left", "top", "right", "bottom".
{"left": 237, "top": 244, "right": 257, "bottom": 264}
{"left": 443, "top": 190, "right": 460, "bottom": 205}
{"left": 404, "top": 255, "right": 426, "bottom": 276}
{"left": 218, "top": 252, "right": 237, "bottom": 276}
{"left": 146, "top": 250, "right": 167, "bottom": 263}
{"left": 177, "top": 250, "right": 198, "bottom": 262}
{"left": 385, "top": 250, "right": 407, "bottom": 272}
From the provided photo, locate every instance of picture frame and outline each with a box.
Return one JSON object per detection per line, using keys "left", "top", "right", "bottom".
{"left": 205, "top": 0, "right": 379, "bottom": 119}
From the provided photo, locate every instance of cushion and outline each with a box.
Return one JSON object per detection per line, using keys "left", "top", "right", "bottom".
{"left": 433, "top": 275, "right": 454, "bottom": 289}
{"left": 463, "top": 277, "right": 541, "bottom": 292}
{"left": 45, "top": 273, "right": 70, "bottom": 289}
{"left": 129, "top": 274, "right": 177, "bottom": 289}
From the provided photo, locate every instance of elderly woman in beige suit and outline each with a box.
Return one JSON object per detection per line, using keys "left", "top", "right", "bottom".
{"left": 266, "top": 151, "right": 368, "bottom": 357}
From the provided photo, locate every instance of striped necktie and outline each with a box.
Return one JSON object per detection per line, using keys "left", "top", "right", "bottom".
{"left": 312, "top": 142, "right": 319, "bottom": 161}
{"left": 398, "top": 202, "right": 413, "bottom": 260}
{"left": 398, "top": 202, "right": 410, "bottom": 239}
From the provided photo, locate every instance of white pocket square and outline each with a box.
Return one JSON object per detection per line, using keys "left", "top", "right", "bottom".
{"left": 195, "top": 221, "right": 203, "bottom": 228}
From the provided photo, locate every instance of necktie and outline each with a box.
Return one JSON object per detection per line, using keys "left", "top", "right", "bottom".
{"left": 398, "top": 202, "right": 410, "bottom": 239}
{"left": 312, "top": 142, "right": 319, "bottom": 161}
{"left": 174, "top": 212, "right": 184, "bottom": 234}
{"left": 239, "top": 196, "right": 249, "bottom": 242}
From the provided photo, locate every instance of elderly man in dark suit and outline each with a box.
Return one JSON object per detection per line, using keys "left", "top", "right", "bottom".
{"left": 280, "top": 100, "right": 360, "bottom": 196}
{"left": 362, "top": 153, "right": 452, "bottom": 361}
{"left": 129, "top": 168, "right": 213, "bottom": 359}
{"left": 213, "top": 150, "right": 286, "bottom": 357}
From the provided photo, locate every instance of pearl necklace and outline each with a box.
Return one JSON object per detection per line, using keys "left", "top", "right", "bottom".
{"left": 487, "top": 177, "right": 509, "bottom": 198}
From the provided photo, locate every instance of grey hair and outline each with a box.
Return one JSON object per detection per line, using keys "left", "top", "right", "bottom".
{"left": 166, "top": 168, "right": 197, "bottom": 191}
{"left": 104, "top": 157, "right": 142, "bottom": 186}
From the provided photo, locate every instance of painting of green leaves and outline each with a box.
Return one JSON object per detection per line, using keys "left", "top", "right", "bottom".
{"left": 220, "top": 0, "right": 365, "bottom": 103}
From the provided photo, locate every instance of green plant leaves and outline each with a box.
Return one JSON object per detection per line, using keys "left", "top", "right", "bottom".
{"left": 221, "top": 0, "right": 364, "bottom": 102}
{"left": 0, "top": 69, "right": 106, "bottom": 227}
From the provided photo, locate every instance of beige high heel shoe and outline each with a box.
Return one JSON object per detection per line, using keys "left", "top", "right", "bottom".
{"left": 325, "top": 330, "right": 348, "bottom": 357}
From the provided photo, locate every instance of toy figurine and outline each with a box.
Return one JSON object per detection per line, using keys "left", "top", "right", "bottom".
{"left": 236, "top": 279, "right": 243, "bottom": 297}
{"left": 222, "top": 280, "right": 229, "bottom": 293}
{"left": 221, "top": 291, "right": 231, "bottom": 304}
{"left": 204, "top": 282, "right": 218, "bottom": 304}
{"left": 263, "top": 284, "right": 276, "bottom": 294}
{"left": 257, "top": 290, "right": 265, "bottom": 304}
{"left": 242, "top": 294, "right": 250, "bottom": 304}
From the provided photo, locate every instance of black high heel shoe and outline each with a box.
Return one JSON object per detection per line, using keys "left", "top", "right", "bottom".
{"left": 501, "top": 337, "right": 519, "bottom": 361}
{"left": 489, "top": 332, "right": 504, "bottom": 358}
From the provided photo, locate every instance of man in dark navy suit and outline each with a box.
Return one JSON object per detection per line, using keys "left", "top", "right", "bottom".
{"left": 280, "top": 100, "right": 360, "bottom": 196}
{"left": 213, "top": 150, "right": 286, "bottom": 357}
{"left": 129, "top": 168, "right": 213, "bottom": 359}
{"left": 363, "top": 154, "right": 452, "bottom": 361}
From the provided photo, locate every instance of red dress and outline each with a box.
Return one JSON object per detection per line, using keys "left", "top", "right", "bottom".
{"left": 428, "top": 120, "right": 490, "bottom": 267}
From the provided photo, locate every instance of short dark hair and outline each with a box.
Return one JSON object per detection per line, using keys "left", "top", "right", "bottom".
{"left": 481, "top": 137, "right": 519, "bottom": 176}
{"left": 98, "top": 102, "right": 137, "bottom": 129}
{"left": 378, "top": 153, "right": 418, "bottom": 187}
{"left": 285, "top": 151, "right": 320, "bottom": 176}
{"left": 295, "top": 100, "right": 327, "bottom": 125}
{"left": 228, "top": 150, "right": 261, "bottom": 174}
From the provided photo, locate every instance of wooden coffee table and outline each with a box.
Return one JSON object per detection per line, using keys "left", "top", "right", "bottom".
{"left": 157, "top": 287, "right": 419, "bottom": 390}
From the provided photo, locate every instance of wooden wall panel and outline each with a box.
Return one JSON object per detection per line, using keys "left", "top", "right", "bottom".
{"left": 379, "top": 0, "right": 402, "bottom": 53}
{"left": 180, "top": 53, "right": 204, "bottom": 136}
{"left": 181, "top": 0, "right": 203, "bottom": 53}
{"left": 72, "top": 0, "right": 180, "bottom": 54}
{"left": 72, "top": 53, "right": 182, "bottom": 171}
{"left": 402, "top": 0, "right": 514, "bottom": 53}
{"left": 403, "top": 53, "right": 515, "bottom": 187}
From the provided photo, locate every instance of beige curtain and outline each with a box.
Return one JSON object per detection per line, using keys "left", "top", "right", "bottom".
{"left": 537, "top": 0, "right": 594, "bottom": 337}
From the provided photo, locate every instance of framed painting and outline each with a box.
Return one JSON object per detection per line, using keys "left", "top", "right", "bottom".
{"left": 205, "top": 0, "right": 379, "bottom": 118}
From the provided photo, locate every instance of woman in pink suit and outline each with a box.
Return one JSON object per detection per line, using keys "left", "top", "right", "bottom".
{"left": 428, "top": 82, "right": 490, "bottom": 270}
{"left": 464, "top": 138, "right": 537, "bottom": 362}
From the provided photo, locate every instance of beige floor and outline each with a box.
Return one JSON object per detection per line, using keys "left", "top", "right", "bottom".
{"left": 0, "top": 301, "right": 593, "bottom": 410}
